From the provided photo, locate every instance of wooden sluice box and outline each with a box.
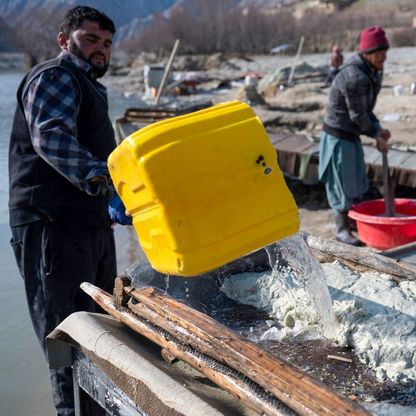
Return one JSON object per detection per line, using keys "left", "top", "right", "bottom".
{"left": 46, "top": 234, "right": 416, "bottom": 416}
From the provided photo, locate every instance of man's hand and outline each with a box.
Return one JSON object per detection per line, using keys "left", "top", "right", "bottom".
{"left": 108, "top": 193, "right": 132, "bottom": 225}
{"left": 88, "top": 175, "right": 113, "bottom": 197}
{"left": 375, "top": 129, "right": 390, "bottom": 153}
{"left": 378, "top": 128, "right": 391, "bottom": 141}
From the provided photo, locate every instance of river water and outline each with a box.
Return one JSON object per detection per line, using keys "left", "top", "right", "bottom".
{"left": 0, "top": 70, "right": 142, "bottom": 416}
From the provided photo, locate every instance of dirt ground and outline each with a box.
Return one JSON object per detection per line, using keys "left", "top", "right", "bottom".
{"left": 299, "top": 206, "right": 334, "bottom": 239}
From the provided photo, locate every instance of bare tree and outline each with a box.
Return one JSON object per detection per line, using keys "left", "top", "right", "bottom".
{"left": 10, "top": 7, "right": 63, "bottom": 67}
{"left": 120, "top": 1, "right": 416, "bottom": 56}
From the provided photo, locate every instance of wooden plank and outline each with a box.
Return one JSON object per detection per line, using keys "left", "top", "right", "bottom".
{"left": 303, "top": 142, "right": 320, "bottom": 155}
{"left": 364, "top": 144, "right": 381, "bottom": 161}
{"left": 274, "top": 135, "right": 315, "bottom": 153}
{"left": 368, "top": 153, "right": 383, "bottom": 166}
{"left": 305, "top": 234, "right": 416, "bottom": 281}
{"left": 80, "top": 283, "right": 296, "bottom": 416}
{"left": 363, "top": 146, "right": 416, "bottom": 187}
{"left": 364, "top": 147, "right": 411, "bottom": 168}
{"left": 268, "top": 132, "right": 416, "bottom": 187}
{"left": 127, "top": 286, "right": 369, "bottom": 416}
{"left": 385, "top": 149, "right": 412, "bottom": 168}
{"left": 399, "top": 153, "right": 416, "bottom": 170}
{"left": 267, "top": 132, "right": 291, "bottom": 146}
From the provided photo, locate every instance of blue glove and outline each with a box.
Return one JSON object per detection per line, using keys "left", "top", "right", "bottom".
{"left": 108, "top": 194, "right": 132, "bottom": 225}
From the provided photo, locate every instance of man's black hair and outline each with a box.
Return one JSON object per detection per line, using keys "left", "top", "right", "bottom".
{"left": 60, "top": 5, "right": 116, "bottom": 35}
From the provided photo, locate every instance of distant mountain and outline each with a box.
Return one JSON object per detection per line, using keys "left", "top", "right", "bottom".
{"left": 0, "top": 0, "right": 356, "bottom": 52}
{"left": 0, "top": 0, "right": 304, "bottom": 42}
{"left": 0, "top": 0, "right": 179, "bottom": 47}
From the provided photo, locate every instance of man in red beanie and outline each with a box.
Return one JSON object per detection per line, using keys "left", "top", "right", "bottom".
{"left": 319, "top": 26, "right": 390, "bottom": 245}
{"left": 359, "top": 26, "right": 390, "bottom": 70}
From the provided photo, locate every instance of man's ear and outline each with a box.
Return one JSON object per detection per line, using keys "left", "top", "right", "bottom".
{"left": 57, "top": 32, "right": 69, "bottom": 50}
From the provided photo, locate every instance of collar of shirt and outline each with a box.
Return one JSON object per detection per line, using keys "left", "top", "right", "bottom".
{"left": 58, "top": 50, "right": 97, "bottom": 79}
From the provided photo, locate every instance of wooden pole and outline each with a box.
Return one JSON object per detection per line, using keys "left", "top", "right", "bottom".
{"left": 382, "top": 152, "right": 395, "bottom": 217}
{"left": 155, "top": 39, "right": 180, "bottom": 105}
{"left": 305, "top": 233, "right": 416, "bottom": 281}
{"left": 287, "top": 36, "right": 305, "bottom": 86}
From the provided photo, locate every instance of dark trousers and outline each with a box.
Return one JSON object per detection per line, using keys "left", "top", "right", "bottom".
{"left": 10, "top": 220, "right": 117, "bottom": 416}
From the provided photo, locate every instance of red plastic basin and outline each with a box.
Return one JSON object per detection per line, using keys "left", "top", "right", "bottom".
{"left": 348, "top": 198, "right": 416, "bottom": 250}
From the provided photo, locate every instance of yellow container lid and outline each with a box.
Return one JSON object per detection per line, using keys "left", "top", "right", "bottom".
{"left": 108, "top": 101, "right": 299, "bottom": 276}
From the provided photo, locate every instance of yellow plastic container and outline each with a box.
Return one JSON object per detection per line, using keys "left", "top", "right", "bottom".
{"left": 108, "top": 101, "right": 299, "bottom": 276}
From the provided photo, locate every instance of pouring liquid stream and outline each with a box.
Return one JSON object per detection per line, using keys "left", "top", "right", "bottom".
{"left": 266, "top": 233, "right": 337, "bottom": 339}
{"left": 125, "top": 233, "right": 337, "bottom": 339}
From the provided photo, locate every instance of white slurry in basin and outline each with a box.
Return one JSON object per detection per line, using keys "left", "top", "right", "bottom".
{"left": 221, "top": 260, "right": 416, "bottom": 383}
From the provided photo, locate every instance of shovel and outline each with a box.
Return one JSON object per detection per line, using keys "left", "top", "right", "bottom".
{"left": 382, "top": 152, "right": 395, "bottom": 217}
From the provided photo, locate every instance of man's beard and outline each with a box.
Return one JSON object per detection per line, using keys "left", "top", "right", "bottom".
{"left": 68, "top": 42, "right": 109, "bottom": 78}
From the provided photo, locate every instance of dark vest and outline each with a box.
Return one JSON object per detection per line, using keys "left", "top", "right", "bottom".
{"left": 9, "top": 56, "right": 116, "bottom": 226}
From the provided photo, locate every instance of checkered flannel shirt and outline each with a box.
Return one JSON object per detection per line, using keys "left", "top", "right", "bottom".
{"left": 23, "top": 51, "right": 110, "bottom": 196}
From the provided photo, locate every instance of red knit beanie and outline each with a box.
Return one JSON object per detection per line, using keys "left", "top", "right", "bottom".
{"left": 359, "top": 26, "right": 389, "bottom": 53}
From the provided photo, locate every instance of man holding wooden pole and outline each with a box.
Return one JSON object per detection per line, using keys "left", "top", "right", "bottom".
{"left": 319, "top": 26, "right": 390, "bottom": 245}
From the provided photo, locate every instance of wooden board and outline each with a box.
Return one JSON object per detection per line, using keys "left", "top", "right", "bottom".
{"left": 305, "top": 233, "right": 416, "bottom": 281}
